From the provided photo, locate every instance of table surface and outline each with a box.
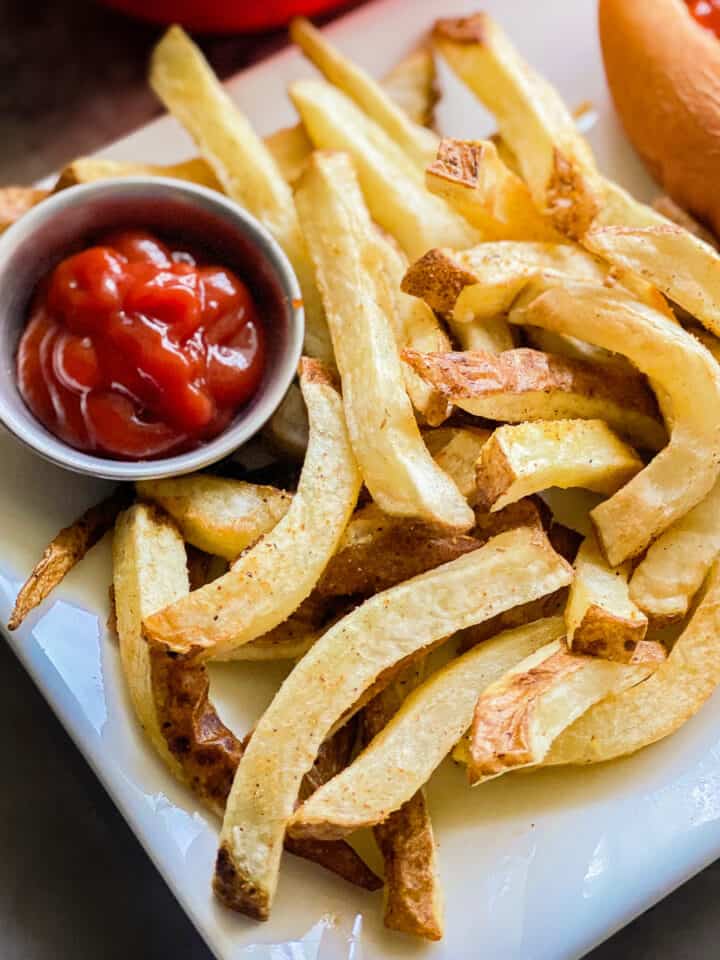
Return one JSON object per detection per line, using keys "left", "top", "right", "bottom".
{"left": 1, "top": 1, "right": 718, "bottom": 958}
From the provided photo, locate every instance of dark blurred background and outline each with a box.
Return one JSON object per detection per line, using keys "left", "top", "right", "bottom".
{"left": 1, "top": 1, "right": 719, "bottom": 957}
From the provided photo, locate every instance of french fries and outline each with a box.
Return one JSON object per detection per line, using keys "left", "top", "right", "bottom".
{"left": 547, "top": 558, "right": 720, "bottom": 765}
{"left": 363, "top": 664, "right": 443, "bottom": 941}
{"left": 149, "top": 26, "right": 333, "bottom": 362}
{"left": 432, "top": 14, "right": 603, "bottom": 237}
{"left": 295, "top": 151, "right": 473, "bottom": 529}
{"left": 475, "top": 419, "right": 643, "bottom": 512}
{"left": 289, "top": 618, "right": 565, "bottom": 839}
{"left": 290, "top": 17, "right": 438, "bottom": 169}
{"left": 425, "top": 138, "right": 560, "bottom": 241}
{"left": 289, "top": 80, "right": 480, "bottom": 261}
{"left": 381, "top": 46, "right": 438, "bottom": 128}
{"left": 423, "top": 426, "right": 490, "bottom": 500}
{"left": 565, "top": 533, "right": 647, "bottom": 660}
{"left": 53, "top": 155, "right": 222, "bottom": 192}
{"left": 513, "top": 282, "right": 720, "bottom": 564}
{"left": 143, "top": 359, "right": 361, "bottom": 659}
{"left": 403, "top": 348, "right": 666, "bottom": 451}
{"left": 9, "top": 487, "right": 133, "bottom": 631}
{"left": 136, "top": 475, "right": 292, "bottom": 560}
{"left": 466, "top": 638, "right": 660, "bottom": 784}
{"left": 215, "top": 527, "right": 572, "bottom": 917}
{"left": 629, "top": 480, "right": 720, "bottom": 624}
{"left": 0, "top": 186, "right": 48, "bottom": 233}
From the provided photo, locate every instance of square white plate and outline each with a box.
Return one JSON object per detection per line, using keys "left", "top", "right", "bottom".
{"left": 4, "top": 1, "right": 720, "bottom": 958}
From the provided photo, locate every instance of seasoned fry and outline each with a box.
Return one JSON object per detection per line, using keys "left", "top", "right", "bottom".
{"left": 513, "top": 282, "right": 720, "bottom": 564}
{"left": 0, "top": 186, "right": 48, "bottom": 232}
{"left": 381, "top": 46, "right": 439, "bottom": 128}
{"left": 423, "top": 426, "right": 490, "bottom": 500}
{"left": 629, "top": 480, "right": 720, "bottom": 624}
{"left": 290, "top": 617, "right": 566, "bottom": 839}
{"left": 53, "top": 156, "right": 222, "bottom": 192}
{"left": 290, "top": 17, "right": 438, "bottom": 168}
{"left": 466, "top": 638, "right": 658, "bottom": 784}
{"left": 143, "top": 359, "right": 361, "bottom": 659}
{"left": 149, "top": 25, "right": 332, "bottom": 362}
{"left": 263, "top": 125, "right": 313, "bottom": 184}
{"left": 215, "top": 527, "right": 572, "bottom": 917}
{"left": 403, "top": 348, "right": 665, "bottom": 451}
{"left": 363, "top": 663, "right": 443, "bottom": 941}
{"left": 295, "top": 151, "right": 473, "bottom": 529}
{"left": 9, "top": 487, "right": 133, "bottom": 630}
{"left": 475, "top": 420, "right": 643, "bottom": 512}
{"left": 136, "top": 475, "right": 291, "bottom": 560}
{"left": 432, "top": 14, "right": 603, "bottom": 237}
{"left": 547, "top": 558, "right": 720, "bottom": 765}
{"left": 566, "top": 533, "right": 647, "bottom": 660}
{"left": 425, "top": 138, "right": 560, "bottom": 241}
{"left": 289, "top": 79, "right": 480, "bottom": 261}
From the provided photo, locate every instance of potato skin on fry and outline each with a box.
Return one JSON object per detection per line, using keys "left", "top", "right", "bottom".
{"left": 9, "top": 486, "right": 133, "bottom": 631}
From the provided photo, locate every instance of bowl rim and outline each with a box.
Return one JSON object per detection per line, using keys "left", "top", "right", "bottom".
{"left": 0, "top": 176, "right": 305, "bottom": 481}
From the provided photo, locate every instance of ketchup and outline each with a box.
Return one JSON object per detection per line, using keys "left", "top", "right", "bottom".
{"left": 685, "top": 0, "right": 720, "bottom": 38}
{"left": 17, "top": 230, "right": 266, "bottom": 460}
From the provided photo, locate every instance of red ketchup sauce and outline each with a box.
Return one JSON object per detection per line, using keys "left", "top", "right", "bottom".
{"left": 685, "top": 0, "right": 720, "bottom": 38}
{"left": 17, "top": 229, "right": 266, "bottom": 460}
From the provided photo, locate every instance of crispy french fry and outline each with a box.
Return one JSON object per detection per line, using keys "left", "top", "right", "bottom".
{"left": 466, "top": 638, "right": 658, "bottom": 784}
{"left": 9, "top": 487, "right": 133, "bottom": 631}
{"left": 475, "top": 420, "right": 643, "bottom": 512}
{"left": 423, "top": 426, "right": 490, "bottom": 500}
{"left": 290, "top": 17, "right": 438, "bottom": 169}
{"left": 0, "top": 186, "right": 48, "bottom": 233}
{"left": 629, "top": 480, "right": 720, "bottom": 624}
{"left": 402, "top": 348, "right": 666, "bottom": 451}
{"left": 149, "top": 25, "right": 332, "bottom": 362}
{"left": 652, "top": 195, "right": 719, "bottom": 250}
{"left": 362, "top": 663, "right": 443, "bottom": 941}
{"left": 432, "top": 14, "right": 603, "bottom": 237}
{"left": 295, "top": 151, "right": 473, "bottom": 529}
{"left": 289, "top": 80, "right": 480, "bottom": 261}
{"left": 53, "top": 155, "right": 222, "bottom": 192}
{"left": 136, "top": 475, "right": 291, "bottom": 560}
{"left": 263, "top": 125, "right": 314, "bottom": 184}
{"left": 215, "top": 527, "right": 572, "bottom": 917}
{"left": 425, "top": 138, "right": 560, "bottom": 241}
{"left": 512, "top": 282, "right": 720, "bottom": 564}
{"left": 546, "top": 558, "right": 720, "bottom": 765}
{"left": 143, "top": 359, "right": 361, "bottom": 659}
{"left": 289, "top": 617, "right": 566, "bottom": 839}
{"left": 522, "top": 325, "right": 637, "bottom": 376}
{"left": 565, "top": 533, "right": 647, "bottom": 660}
{"left": 381, "top": 46, "right": 439, "bottom": 128}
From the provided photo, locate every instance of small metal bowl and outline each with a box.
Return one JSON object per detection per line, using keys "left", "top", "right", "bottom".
{"left": 0, "top": 177, "right": 304, "bottom": 481}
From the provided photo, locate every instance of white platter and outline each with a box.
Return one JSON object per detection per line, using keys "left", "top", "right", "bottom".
{"left": 4, "top": 1, "right": 720, "bottom": 957}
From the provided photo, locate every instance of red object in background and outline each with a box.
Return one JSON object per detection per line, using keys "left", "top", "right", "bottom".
{"left": 99, "top": 0, "right": 345, "bottom": 32}
{"left": 17, "top": 230, "right": 265, "bottom": 460}
{"left": 685, "top": 0, "right": 720, "bottom": 38}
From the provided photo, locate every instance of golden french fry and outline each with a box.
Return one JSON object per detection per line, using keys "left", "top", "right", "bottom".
{"left": 423, "top": 426, "right": 490, "bottom": 500}
{"left": 402, "top": 347, "right": 666, "bottom": 451}
{"left": 216, "top": 527, "right": 572, "bottom": 917}
{"left": 512, "top": 282, "right": 720, "bottom": 564}
{"left": 363, "top": 663, "right": 443, "bottom": 941}
{"left": 425, "top": 138, "right": 560, "bottom": 241}
{"left": 475, "top": 420, "right": 643, "bottom": 512}
{"left": 290, "top": 17, "right": 438, "bottom": 168}
{"left": 381, "top": 45, "right": 439, "bottom": 128}
{"left": 629, "top": 480, "right": 720, "bottom": 624}
{"left": 289, "top": 617, "right": 566, "bottom": 840}
{"left": 143, "top": 359, "right": 361, "bottom": 659}
{"left": 432, "top": 14, "right": 602, "bottom": 237}
{"left": 652, "top": 195, "right": 719, "bottom": 250}
{"left": 136, "top": 475, "right": 291, "bottom": 560}
{"left": 149, "top": 25, "right": 332, "bottom": 362}
{"left": 0, "top": 186, "right": 48, "bottom": 233}
{"left": 295, "top": 151, "right": 473, "bottom": 529}
{"left": 546, "top": 558, "right": 720, "bottom": 765}
{"left": 9, "top": 487, "right": 133, "bottom": 631}
{"left": 466, "top": 638, "right": 658, "bottom": 784}
{"left": 289, "top": 79, "right": 480, "bottom": 261}
{"left": 565, "top": 533, "right": 647, "bottom": 660}
{"left": 53, "top": 155, "right": 222, "bottom": 192}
